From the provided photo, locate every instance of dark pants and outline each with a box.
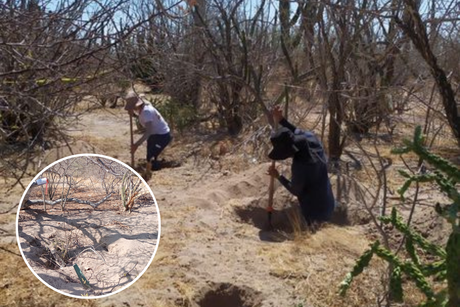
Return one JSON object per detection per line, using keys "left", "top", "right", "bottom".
{"left": 297, "top": 159, "right": 335, "bottom": 225}
{"left": 147, "top": 133, "right": 172, "bottom": 169}
{"left": 299, "top": 185, "right": 335, "bottom": 226}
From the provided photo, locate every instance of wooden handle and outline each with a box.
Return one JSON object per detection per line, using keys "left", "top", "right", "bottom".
{"left": 129, "top": 113, "right": 134, "bottom": 166}
{"left": 267, "top": 84, "right": 288, "bottom": 215}
{"left": 267, "top": 160, "right": 276, "bottom": 211}
{"left": 267, "top": 119, "right": 278, "bottom": 211}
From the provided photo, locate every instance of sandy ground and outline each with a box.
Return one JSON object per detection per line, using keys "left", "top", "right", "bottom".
{"left": 0, "top": 106, "right": 455, "bottom": 306}
{"left": 95, "top": 160, "right": 379, "bottom": 307}
{"left": 17, "top": 190, "right": 159, "bottom": 297}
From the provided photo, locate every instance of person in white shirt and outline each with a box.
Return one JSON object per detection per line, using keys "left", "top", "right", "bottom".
{"left": 125, "top": 92, "right": 172, "bottom": 171}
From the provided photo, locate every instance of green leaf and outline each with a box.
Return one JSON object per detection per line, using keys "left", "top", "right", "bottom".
{"left": 397, "top": 179, "right": 413, "bottom": 200}
{"left": 413, "top": 125, "right": 423, "bottom": 144}
{"left": 406, "top": 237, "right": 420, "bottom": 267}
{"left": 390, "top": 265, "right": 404, "bottom": 302}
{"left": 389, "top": 208, "right": 446, "bottom": 258}
{"left": 398, "top": 170, "right": 412, "bottom": 178}
{"left": 421, "top": 260, "right": 446, "bottom": 277}
{"left": 339, "top": 242, "right": 378, "bottom": 296}
{"left": 400, "top": 262, "right": 435, "bottom": 299}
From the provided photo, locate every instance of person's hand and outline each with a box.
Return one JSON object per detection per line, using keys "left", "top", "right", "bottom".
{"left": 271, "top": 105, "right": 283, "bottom": 123}
{"left": 131, "top": 144, "right": 138, "bottom": 154}
{"left": 267, "top": 164, "right": 280, "bottom": 179}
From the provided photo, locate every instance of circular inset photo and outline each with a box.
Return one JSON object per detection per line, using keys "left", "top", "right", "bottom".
{"left": 16, "top": 154, "right": 160, "bottom": 298}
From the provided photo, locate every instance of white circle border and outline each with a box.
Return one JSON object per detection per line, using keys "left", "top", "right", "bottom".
{"left": 16, "top": 153, "right": 161, "bottom": 299}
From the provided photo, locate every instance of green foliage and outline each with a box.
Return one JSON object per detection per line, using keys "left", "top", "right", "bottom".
{"left": 153, "top": 96, "right": 196, "bottom": 133}
{"left": 421, "top": 260, "right": 446, "bottom": 279}
{"left": 390, "top": 265, "right": 403, "bottom": 302}
{"left": 446, "top": 232, "right": 460, "bottom": 307}
{"left": 120, "top": 171, "right": 129, "bottom": 211}
{"left": 340, "top": 126, "right": 459, "bottom": 306}
{"left": 119, "top": 171, "right": 142, "bottom": 212}
{"left": 129, "top": 58, "right": 163, "bottom": 91}
{"left": 391, "top": 126, "right": 460, "bottom": 182}
{"left": 405, "top": 237, "right": 420, "bottom": 266}
{"left": 380, "top": 209, "right": 446, "bottom": 258}
{"left": 339, "top": 241, "right": 377, "bottom": 295}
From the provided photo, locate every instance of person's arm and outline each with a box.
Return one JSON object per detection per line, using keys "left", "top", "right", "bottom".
{"left": 272, "top": 106, "right": 300, "bottom": 133}
{"left": 278, "top": 176, "right": 297, "bottom": 196}
{"left": 268, "top": 163, "right": 305, "bottom": 197}
{"left": 134, "top": 121, "right": 155, "bottom": 147}
{"left": 279, "top": 118, "right": 297, "bottom": 132}
{"left": 278, "top": 173, "right": 304, "bottom": 197}
{"left": 277, "top": 162, "right": 307, "bottom": 197}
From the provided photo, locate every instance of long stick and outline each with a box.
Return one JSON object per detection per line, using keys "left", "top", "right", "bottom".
{"left": 267, "top": 126, "right": 277, "bottom": 226}
{"left": 129, "top": 113, "right": 134, "bottom": 167}
{"left": 267, "top": 84, "right": 289, "bottom": 227}
{"left": 41, "top": 185, "right": 46, "bottom": 212}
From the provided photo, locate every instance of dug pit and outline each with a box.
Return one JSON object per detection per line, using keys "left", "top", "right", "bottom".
{"left": 233, "top": 193, "right": 364, "bottom": 242}
{"left": 233, "top": 198, "right": 308, "bottom": 242}
{"left": 193, "top": 283, "right": 262, "bottom": 307}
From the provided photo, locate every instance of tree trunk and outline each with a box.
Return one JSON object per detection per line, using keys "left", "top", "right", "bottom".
{"left": 328, "top": 89, "right": 344, "bottom": 160}
{"left": 190, "top": 0, "right": 207, "bottom": 109}
{"left": 397, "top": 0, "right": 460, "bottom": 146}
{"left": 225, "top": 112, "right": 243, "bottom": 136}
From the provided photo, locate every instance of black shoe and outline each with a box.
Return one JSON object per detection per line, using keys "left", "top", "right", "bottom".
{"left": 151, "top": 160, "right": 162, "bottom": 171}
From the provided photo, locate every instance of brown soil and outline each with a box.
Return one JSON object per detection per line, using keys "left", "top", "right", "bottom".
{"left": 0, "top": 105, "right": 454, "bottom": 307}
{"left": 192, "top": 282, "right": 262, "bottom": 307}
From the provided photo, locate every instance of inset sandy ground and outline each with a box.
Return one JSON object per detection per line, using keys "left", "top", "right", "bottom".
{"left": 17, "top": 194, "right": 158, "bottom": 297}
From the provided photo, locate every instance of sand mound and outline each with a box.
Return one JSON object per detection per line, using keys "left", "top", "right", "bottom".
{"left": 196, "top": 163, "right": 271, "bottom": 206}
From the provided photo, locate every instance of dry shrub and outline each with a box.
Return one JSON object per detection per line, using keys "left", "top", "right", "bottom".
{"left": 259, "top": 226, "right": 426, "bottom": 307}
{"left": 0, "top": 244, "right": 97, "bottom": 306}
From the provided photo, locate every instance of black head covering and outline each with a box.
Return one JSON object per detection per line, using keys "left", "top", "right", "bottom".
{"left": 268, "top": 127, "right": 299, "bottom": 160}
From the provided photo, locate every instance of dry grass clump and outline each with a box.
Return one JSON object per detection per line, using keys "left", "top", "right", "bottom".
{"left": 0, "top": 244, "right": 97, "bottom": 307}
{"left": 0, "top": 212, "right": 16, "bottom": 225}
{"left": 171, "top": 280, "right": 196, "bottom": 306}
{"left": 259, "top": 225, "right": 427, "bottom": 307}
{"left": 132, "top": 238, "right": 185, "bottom": 307}
{"left": 75, "top": 135, "right": 125, "bottom": 158}
{"left": 137, "top": 226, "right": 183, "bottom": 285}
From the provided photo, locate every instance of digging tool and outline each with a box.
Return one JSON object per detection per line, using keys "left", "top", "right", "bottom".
{"left": 129, "top": 113, "right": 135, "bottom": 167}
{"left": 267, "top": 84, "right": 289, "bottom": 228}
{"left": 267, "top": 119, "right": 278, "bottom": 228}
{"left": 267, "top": 160, "right": 276, "bottom": 228}
{"left": 73, "top": 264, "right": 92, "bottom": 289}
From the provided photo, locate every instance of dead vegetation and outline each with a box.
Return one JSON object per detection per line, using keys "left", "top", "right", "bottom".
{"left": 1, "top": 112, "right": 457, "bottom": 305}
{"left": 1, "top": 0, "right": 459, "bottom": 306}
{"left": 15, "top": 155, "right": 158, "bottom": 297}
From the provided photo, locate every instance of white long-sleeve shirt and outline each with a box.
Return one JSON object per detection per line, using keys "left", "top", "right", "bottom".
{"left": 135, "top": 102, "right": 170, "bottom": 146}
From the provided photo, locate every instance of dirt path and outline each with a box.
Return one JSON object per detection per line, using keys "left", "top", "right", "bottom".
{"left": 90, "top": 159, "right": 372, "bottom": 307}
{"left": 1, "top": 109, "right": 449, "bottom": 306}
{"left": 0, "top": 110, "right": 373, "bottom": 306}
